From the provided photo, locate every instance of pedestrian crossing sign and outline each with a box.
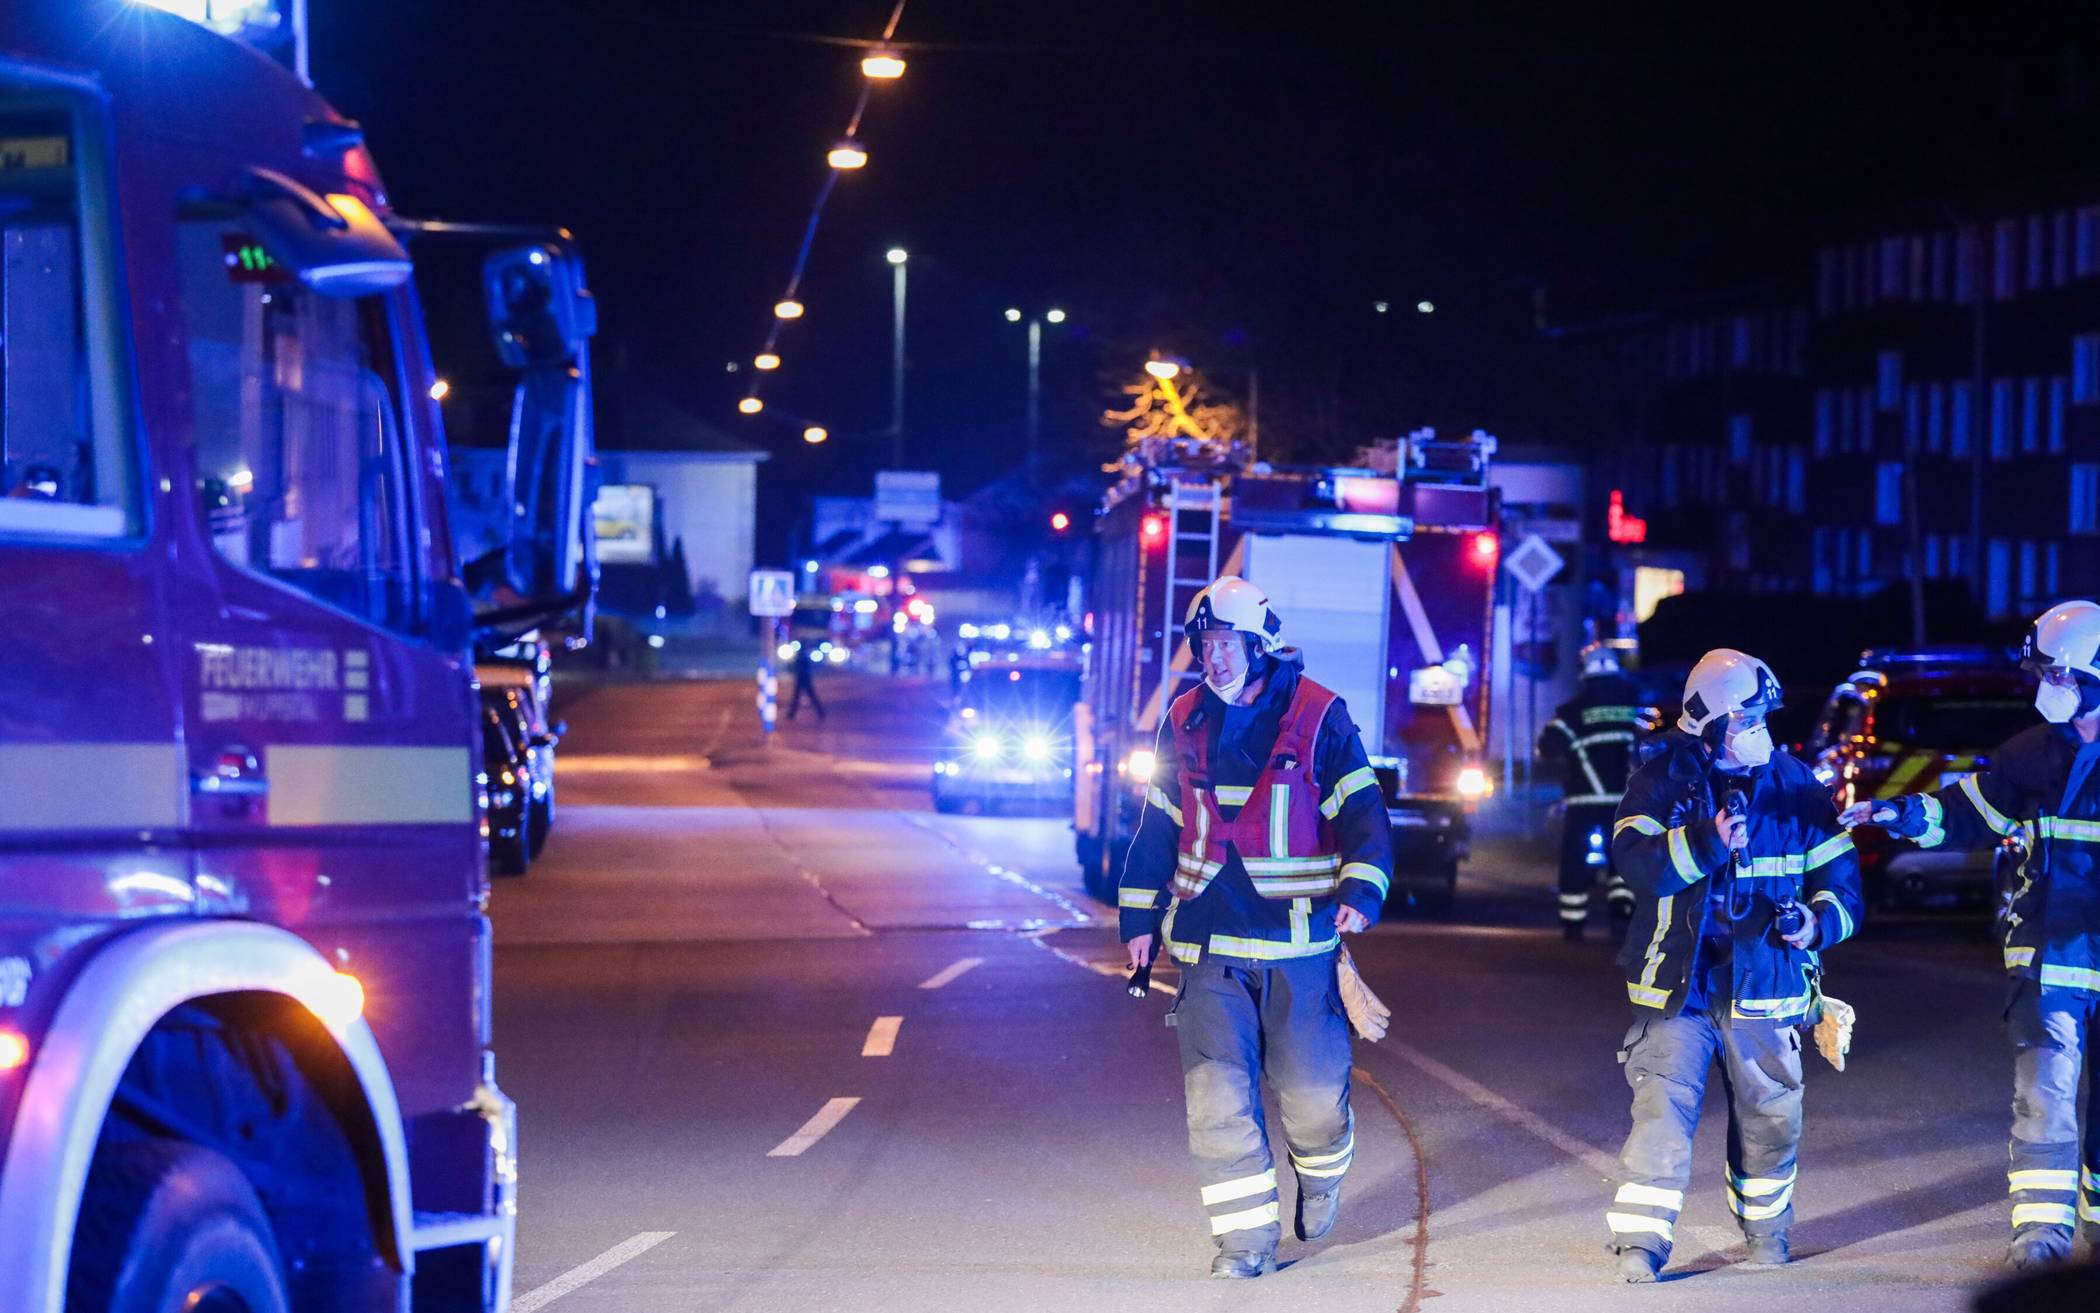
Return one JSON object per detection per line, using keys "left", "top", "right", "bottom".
{"left": 749, "top": 569, "right": 796, "bottom": 617}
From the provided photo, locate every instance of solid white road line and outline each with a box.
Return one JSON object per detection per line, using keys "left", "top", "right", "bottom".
{"left": 768, "top": 1097, "right": 862, "bottom": 1157}
{"left": 918, "top": 957, "right": 983, "bottom": 990}
{"left": 862, "top": 1015, "right": 903, "bottom": 1056}
{"left": 511, "top": 1231, "right": 676, "bottom": 1312}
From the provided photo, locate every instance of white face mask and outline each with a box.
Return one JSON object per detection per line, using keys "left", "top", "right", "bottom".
{"left": 2036, "top": 682, "right": 2081, "bottom": 724}
{"left": 1725, "top": 722, "right": 1774, "bottom": 768}
{"left": 1205, "top": 667, "right": 1250, "bottom": 704}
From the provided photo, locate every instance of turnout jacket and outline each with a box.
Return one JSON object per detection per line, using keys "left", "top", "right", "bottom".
{"left": 1537, "top": 674, "right": 1653, "bottom": 806}
{"left": 1879, "top": 723, "right": 2100, "bottom": 995}
{"left": 1612, "top": 731, "right": 1864, "bottom": 1024}
{"left": 1119, "top": 655, "right": 1393, "bottom": 963}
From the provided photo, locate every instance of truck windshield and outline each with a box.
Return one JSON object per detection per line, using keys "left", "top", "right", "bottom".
{"left": 0, "top": 96, "right": 136, "bottom": 539}
{"left": 1874, "top": 696, "right": 2033, "bottom": 751}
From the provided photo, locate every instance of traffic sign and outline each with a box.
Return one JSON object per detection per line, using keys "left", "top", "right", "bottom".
{"left": 748, "top": 569, "right": 796, "bottom": 617}
{"left": 874, "top": 470, "right": 941, "bottom": 526}
{"left": 1504, "top": 533, "right": 1565, "bottom": 593}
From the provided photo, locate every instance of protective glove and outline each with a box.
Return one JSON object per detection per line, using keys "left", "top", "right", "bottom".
{"left": 1838, "top": 794, "right": 1928, "bottom": 837}
{"left": 1812, "top": 995, "right": 1856, "bottom": 1071}
{"left": 1336, "top": 946, "right": 1391, "bottom": 1043}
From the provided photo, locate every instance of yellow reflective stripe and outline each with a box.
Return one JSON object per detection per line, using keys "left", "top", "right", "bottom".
{"left": 2038, "top": 964, "right": 2100, "bottom": 993}
{"left": 2085, "top": 1166, "right": 2100, "bottom": 1192}
{"left": 1249, "top": 877, "right": 1341, "bottom": 898}
{"left": 1627, "top": 981, "right": 1670, "bottom": 1008}
{"left": 2009, "top": 1169, "right": 2079, "bottom": 1193}
{"left": 1574, "top": 730, "right": 1637, "bottom": 749}
{"left": 1916, "top": 795, "right": 1946, "bottom": 848}
{"left": 1212, "top": 784, "right": 1253, "bottom": 806}
{"left": 1666, "top": 827, "right": 1704, "bottom": 886}
{"left": 1147, "top": 786, "right": 1184, "bottom": 826}
{"left": 1636, "top": 893, "right": 1673, "bottom": 995}
{"left": 1806, "top": 832, "right": 1854, "bottom": 869}
{"left": 1728, "top": 1167, "right": 1796, "bottom": 1195}
{"left": 1962, "top": 774, "right": 2018, "bottom": 836}
{"left": 1206, "top": 933, "right": 1340, "bottom": 961}
{"left": 1583, "top": 705, "right": 1642, "bottom": 725}
{"left": 1209, "top": 1200, "right": 1281, "bottom": 1235}
{"left": 1614, "top": 1183, "right": 1684, "bottom": 1210}
{"left": 2040, "top": 816, "right": 2100, "bottom": 843}
{"left": 2006, "top": 946, "right": 2036, "bottom": 968}
{"left": 1271, "top": 783, "right": 1291, "bottom": 855}
{"left": 1118, "top": 888, "right": 1161, "bottom": 909}
{"left": 1290, "top": 897, "right": 1310, "bottom": 947}
{"left": 1293, "top": 1134, "right": 1356, "bottom": 1169}
{"left": 1605, "top": 1214, "right": 1675, "bottom": 1241}
{"left": 2011, "top": 1202, "right": 2077, "bottom": 1229}
{"left": 1201, "top": 1168, "right": 1277, "bottom": 1207}
{"left": 1340, "top": 862, "right": 1391, "bottom": 897}
{"left": 1733, "top": 991, "right": 1815, "bottom": 1021}
{"left": 1567, "top": 792, "right": 1623, "bottom": 806}
{"left": 1810, "top": 890, "right": 1854, "bottom": 943}
{"left": 1168, "top": 941, "right": 1202, "bottom": 963}
{"left": 1294, "top": 1159, "right": 1351, "bottom": 1179}
{"left": 2084, "top": 1198, "right": 2100, "bottom": 1223}
{"left": 1242, "top": 855, "right": 1343, "bottom": 875}
{"left": 1743, "top": 855, "right": 1805, "bottom": 880}
{"left": 1730, "top": 1185, "right": 1795, "bottom": 1220}
{"left": 1320, "top": 766, "right": 1378, "bottom": 819}
{"left": 1615, "top": 814, "right": 1665, "bottom": 837}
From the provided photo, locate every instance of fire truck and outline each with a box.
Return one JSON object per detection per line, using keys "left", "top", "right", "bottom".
{"left": 1074, "top": 429, "right": 1500, "bottom": 912}
{"left": 0, "top": 7, "right": 595, "bottom": 1310}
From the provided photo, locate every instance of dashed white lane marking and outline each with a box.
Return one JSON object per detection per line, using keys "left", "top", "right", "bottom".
{"left": 768, "top": 1097, "right": 862, "bottom": 1157}
{"left": 1026, "top": 926, "right": 1178, "bottom": 994}
{"left": 918, "top": 957, "right": 984, "bottom": 990}
{"left": 862, "top": 1015, "right": 903, "bottom": 1056}
{"left": 511, "top": 1231, "right": 676, "bottom": 1312}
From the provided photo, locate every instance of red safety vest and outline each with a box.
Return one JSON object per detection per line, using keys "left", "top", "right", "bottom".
{"left": 1168, "top": 676, "right": 1342, "bottom": 901}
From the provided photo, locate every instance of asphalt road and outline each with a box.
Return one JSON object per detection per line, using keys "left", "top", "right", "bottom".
{"left": 487, "top": 669, "right": 2052, "bottom": 1313}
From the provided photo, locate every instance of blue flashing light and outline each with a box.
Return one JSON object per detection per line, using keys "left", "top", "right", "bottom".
{"left": 133, "top": 0, "right": 283, "bottom": 35}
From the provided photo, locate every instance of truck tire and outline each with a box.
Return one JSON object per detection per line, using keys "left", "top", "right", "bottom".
{"left": 68, "top": 1138, "right": 290, "bottom": 1313}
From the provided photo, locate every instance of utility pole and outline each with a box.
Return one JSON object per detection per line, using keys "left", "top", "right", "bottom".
{"left": 888, "top": 248, "right": 908, "bottom": 468}
{"left": 1026, "top": 317, "right": 1042, "bottom": 479}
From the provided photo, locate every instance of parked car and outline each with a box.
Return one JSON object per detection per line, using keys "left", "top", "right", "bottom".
{"left": 481, "top": 667, "right": 563, "bottom": 857}
{"left": 933, "top": 662, "right": 1082, "bottom": 814}
{"left": 481, "top": 703, "right": 538, "bottom": 876}
{"left": 1803, "top": 648, "right": 2032, "bottom": 909}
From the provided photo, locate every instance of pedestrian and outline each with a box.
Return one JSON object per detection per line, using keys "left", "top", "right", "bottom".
{"left": 1537, "top": 641, "right": 1655, "bottom": 941}
{"left": 1842, "top": 600, "right": 2100, "bottom": 1270}
{"left": 786, "top": 640, "right": 826, "bottom": 722}
{"left": 1118, "top": 576, "right": 1395, "bottom": 1279}
{"left": 1604, "top": 649, "right": 1863, "bottom": 1282}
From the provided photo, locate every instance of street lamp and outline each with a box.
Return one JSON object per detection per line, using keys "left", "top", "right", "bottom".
{"left": 1003, "top": 307, "right": 1022, "bottom": 323}
{"left": 888, "top": 248, "right": 907, "bottom": 467}
{"left": 1144, "top": 357, "right": 1182, "bottom": 381}
{"left": 774, "top": 299, "right": 804, "bottom": 320}
{"left": 754, "top": 352, "right": 780, "bottom": 371}
{"left": 738, "top": 397, "right": 764, "bottom": 415}
{"left": 827, "top": 139, "right": 869, "bottom": 170}
{"left": 1045, "top": 308, "right": 1066, "bottom": 324}
{"left": 885, "top": 246, "right": 909, "bottom": 266}
{"left": 428, "top": 378, "right": 450, "bottom": 401}
{"left": 861, "top": 46, "right": 907, "bottom": 79}
{"left": 1005, "top": 307, "right": 1070, "bottom": 478}
{"left": 803, "top": 426, "right": 829, "bottom": 445}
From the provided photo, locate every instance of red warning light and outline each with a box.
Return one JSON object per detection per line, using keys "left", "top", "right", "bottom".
{"left": 1141, "top": 514, "right": 1167, "bottom": 543}
{"left": 1473, "top": 532, "right": 1500, "bottom": 562}
{"left": 1607, "top": 489, "right": 1649, "bottom": 544}
{"left": 1051, "top": 511, "right": 1071, "bottom": 532}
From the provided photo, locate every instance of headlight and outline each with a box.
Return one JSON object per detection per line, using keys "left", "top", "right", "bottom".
{"left": 971, "top": 732, "right": 1005, "bottom": 761}
{"left": 1022, "top": 733, "right": 1053, "bottom": 763}
{"left": 1454, "top": 766, "right": 1493, "bottom": 800}
{"left": 827, "top": 647, "right": 849, "bottom": 665}
{"left": 1124, "top": 749, "right": 1157, "bottom": 783}
{"left": 777, "top": 642, "right": 798, "bottom": 660}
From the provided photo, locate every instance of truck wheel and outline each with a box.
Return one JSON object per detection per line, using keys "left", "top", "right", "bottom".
{"left": 68, "top": 1139, "right": 290, "bottom": 1313}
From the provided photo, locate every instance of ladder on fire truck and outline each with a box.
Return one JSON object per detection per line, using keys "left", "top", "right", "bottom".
{"left": 1155, "top": 478, "right": 1224, "bottom": 717}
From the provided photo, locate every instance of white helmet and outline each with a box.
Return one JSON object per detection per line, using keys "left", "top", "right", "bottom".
{"left": 2021, "top": 600, "right": 2100, "bottom": 681}
{"left": 1184, "top": 576, "right": 1283, "bottom": 652}
{"left": 1580, "top": 641, "right": 1623, "bottom": 678}
{"left": 1677, "top": 648, "right": 1782, "bottom": 735}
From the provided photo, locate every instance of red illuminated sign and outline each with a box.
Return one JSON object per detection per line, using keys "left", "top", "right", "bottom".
{"left": 1607, "top": 490, "right": 1648, "bottom": 545}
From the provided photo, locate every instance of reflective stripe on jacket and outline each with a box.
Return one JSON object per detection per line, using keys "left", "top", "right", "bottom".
{"left": 1611, "top": 730, "right": 1864, "bottom": 1023}
{"left": 1170, "top": 678, "right": 1341, "bottom": 900}
{"left": 1538, "top": 674, "right": 1654, "bottom": 807}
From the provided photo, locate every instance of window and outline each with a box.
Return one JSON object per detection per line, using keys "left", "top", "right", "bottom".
{"left": 2019, "top": 539, "right": 2037, "bottom": 603}
{"left": 1729, "top": 412, "right": 1753, "bottom": 465}
{"left": 1927, "top": 381, "right": 1946, "bottom": 454}
{"left": 0, "top": 94, "right": 138, "bottom": 541}
{"left": 1991, "top": 379, "right": 2014, "bottom": 459}
{"left": 2054, "top": 211, "right": 2073, "bottom": 287}
{"left": 1951, "top": 380, "right": 1974, "bottom": 457}
{"left": 1931, "top": 231, "right": 1951, "bottom": 301}
{"left": 2075, "top": 333, "right": 2100, "bottom": 404}
{"left": 2027, "top": 214, "right": 2047, "bottom": 291}
{"left": 1787, "top": 447, "right": 1805, "bottom": 513}
{"left": 1955, "top": 227, "right": 1980, "bottom": 304}
{"left": 1904, "top": 383, "right": 1922, "bottom": 452}
{"left": 1988, "top": 539, "right": 2011, "bottom": 617}
{"left": 1812, "top": 527, "right": 1832, "bottom": 592}
{"left": 2080, "top": 207, "right": 2100, "bottom": 278}
{"left": 1995, "top": 220, "right": 2020, "bottom": 300}
{"left": 1857, "top": 385, "right": 1877, "bottom": 453}
{"left": 1947, "top": 534, "right": 1965, "bottom": 580}
{"left": 1924, "top": 533, "right": 1942, "bottom": 578}
{"left": 2071, "top": 463, "right": 2100, "bottom": 534}
{"left": 1814, "top": 387, "right": 1835, "bottom": 456}
{"left": 1877, "top": 350, "right": 1903, "bottom": 411}
{"left": 2023, "top": 376, "right": 2042, "bottom": 453}
{"left": 1880, "top": 237, "right": 1906, "bottom": 299}
{"left": 2048, "top": 541, "right": 2061, "bottom": 594}
{"left": 1875, "top": 462, "right": 1903, "bottom": 526}
{"left": 1857, "top": 528, "right": 1873, "bottom": 579}
{"left": 177, "top": 206, "right": 421, "bottom": 633}
{"left": 2050, "top": 376, "right": 2067, "bottom": 453}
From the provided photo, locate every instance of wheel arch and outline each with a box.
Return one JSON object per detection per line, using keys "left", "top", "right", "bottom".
{"left": 0, "top": 919, "right": 415, "bottom": 1313}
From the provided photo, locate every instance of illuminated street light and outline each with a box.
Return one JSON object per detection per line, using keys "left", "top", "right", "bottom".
{"left": 428, "top": 378, "right": 450, "bottom": 402}
{"left": 738, "top": 397, "right": 764, "bottom": 415}
{"left": 827, "top": 139, "right": 869, "bottom": 170}
{"left": 774, "top": 299, "right": 804, "bottom": 320}
{"left": 886, "top": 247, "right": 909, "bottom": 265}
{"left": 1416, "top": 300, "right": 1435, "bottom": 314}
{"left": 1004, "top": 308, "right": 1023, "bottom": 323}
{"left": 1045, "top": 308, "right": 1067, "bottom": 324}
{"left": 1373, "top": 301, "right": 1390, "bottom": 314}
{"left": 861, "top": 47, "right": 907, "bottom": 79}
{"left": 803, "top": 426, "right": 829, "bottom": 445}
{"left": 754, "top": 352, "right": 781, "bottom": 371}
{"left": 1145, "top": 357, "right": 1182, "bottom": 381}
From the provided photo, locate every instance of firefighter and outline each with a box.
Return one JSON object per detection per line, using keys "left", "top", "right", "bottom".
{"left": 1538, "top": 642, "right": 1654, "bottom": 940}
{"left": 1605, "top": 649, "right": 1863, "bottom": 1283}
{"left": 1119, "top": 576, "right": 1395, "bottom": 1279}
{"left": 1841, "top": 600, "right": 2100, "bottom": 1270}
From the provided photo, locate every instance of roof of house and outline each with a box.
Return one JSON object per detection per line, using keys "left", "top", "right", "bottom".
{"left": 597, "top": 384, "right": 770, "bottom": 461}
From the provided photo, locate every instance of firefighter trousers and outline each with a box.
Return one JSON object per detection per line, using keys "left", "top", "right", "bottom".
{"left": 1606, "top": 1008, "right": 1804, "bottom": 1258}
{"left": 1558, "top": 803, "right": 1632, "bottom": 927}
{"left": 2004, "top": 981, "right": 2100, "bottom": 1241}
{"left": 1173, "top": 953, "right": 1354, "bottom": 1254}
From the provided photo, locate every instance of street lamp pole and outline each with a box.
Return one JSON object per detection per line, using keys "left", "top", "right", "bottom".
{"left": 887, "top": 248, "right": 908, "bottom": 468}
{"left": 1026, "top": 317, "right": 1042, "bottom": 478}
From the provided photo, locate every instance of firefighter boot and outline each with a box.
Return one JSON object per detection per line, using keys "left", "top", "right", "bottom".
{"left": 1296, "top": 1186, "right": 1341, "bottom": 1241}
{"left": 1741, "top": 1233, "right": 1791, "bottom": 1268}
{"left": 1614, "top": 1247, "right": 1663, "bottom": 1283}
{"left": 1210, "top": 1250, "right": 1276, "bottom": 1279}
{"left": 2007, "top": 1229, "right": 2072, "bottom": 1270}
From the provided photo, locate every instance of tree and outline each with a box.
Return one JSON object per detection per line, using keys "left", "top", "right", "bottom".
{"left": 1101, "top": 362, "right": 1247, "bottom": 455}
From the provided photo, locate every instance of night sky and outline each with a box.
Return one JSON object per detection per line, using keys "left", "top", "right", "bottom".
{"left": 314, "top": 3, "right": 2094, "bottom": 554}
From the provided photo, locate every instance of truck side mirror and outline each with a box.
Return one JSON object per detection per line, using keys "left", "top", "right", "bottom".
{"left": 485, "top": 244, "right": 596, "bottom": 369}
